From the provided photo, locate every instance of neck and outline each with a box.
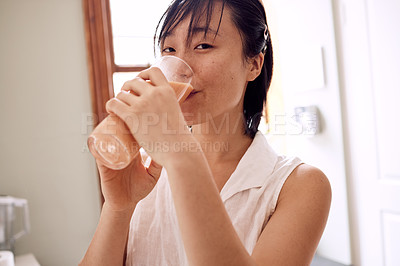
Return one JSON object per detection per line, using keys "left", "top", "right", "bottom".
{"left": 190, "top": 110, "right": 253, "bottom": 165}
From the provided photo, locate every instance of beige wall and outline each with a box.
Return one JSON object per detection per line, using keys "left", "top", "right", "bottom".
{"left": 0, "top": 0, "right": 101, "bottom": 265}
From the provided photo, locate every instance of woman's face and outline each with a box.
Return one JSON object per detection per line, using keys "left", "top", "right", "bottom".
{"left": 160, "top": 3, "right": 256, "bottom": 125}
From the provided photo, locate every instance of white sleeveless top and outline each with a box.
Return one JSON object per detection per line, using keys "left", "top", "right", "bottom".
{"left": 126, "top": 132, "right": 302, "bottom": 266}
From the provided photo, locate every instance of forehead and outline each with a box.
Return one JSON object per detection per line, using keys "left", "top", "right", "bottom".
{"left": 159, "top": 1, "right": 237, "bottom": 44}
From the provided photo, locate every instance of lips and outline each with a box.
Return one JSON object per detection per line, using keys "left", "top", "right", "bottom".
{"left": 185, "top": 90, "right": 199, "bottom": 100}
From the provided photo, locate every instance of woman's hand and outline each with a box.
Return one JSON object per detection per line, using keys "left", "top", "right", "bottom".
{"left": 105, "top": 67, "right": 192, "bottom": 166}
{"left": 80, "top": 152, "right": 162, "bottom": 266}
{"left": 97, "top": 153, "right": 163, "bottom": 211}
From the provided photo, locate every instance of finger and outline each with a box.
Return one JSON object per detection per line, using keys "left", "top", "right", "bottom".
{"left": 121, "top": 77, "right": 150, "bottom": 96}
{"left": 138, "top": 67, "right": 169, "bottom": 87}
{"left": 105, "top": 97, "right": 130, "bottom": 116}
{"left": 146, "top": 159, "right": 163, "bottom": 182}
{"left": 115, "top": 90, "right": 138, "bottom": 106}
{"left": 105, "top": 98, "right": 140, "bottom": 135}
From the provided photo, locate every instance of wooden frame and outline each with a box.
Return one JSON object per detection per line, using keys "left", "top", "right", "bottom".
{"left": 83, "top": 0, "right": 114, "bottom": 124}
{"left": 83, "top": 0, "right": 148, "bottom": 123}
{"left": 83, "top": 0, "right": 148, "bottom": 205}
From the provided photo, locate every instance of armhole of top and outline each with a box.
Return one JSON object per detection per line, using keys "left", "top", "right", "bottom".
{"left": 270, "top": 159, "right": 303, "bottom": 214}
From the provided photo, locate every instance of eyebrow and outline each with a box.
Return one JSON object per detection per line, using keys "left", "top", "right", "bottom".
{"left": 164, "top": 26, "right": 221, "bottom": 39}
{"left": 192, "top": 27, "right": 221, "bottom": 37}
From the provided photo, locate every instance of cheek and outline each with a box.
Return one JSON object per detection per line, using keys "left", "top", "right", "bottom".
{"left": 192, "top": 61, "right": 221, "bottom": 94}
{"left": 198, "top": 60, "right": 241, "bottom": 93}
{"left": 219, "top": 64, "right": 248, "bottom": 102}
{"left": 187, "top": 55, "right": 248, "bottom": 112}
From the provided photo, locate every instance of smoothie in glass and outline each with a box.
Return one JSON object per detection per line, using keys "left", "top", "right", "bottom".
{"left": 87, "top": 81, "right": 193, "bottom": 170}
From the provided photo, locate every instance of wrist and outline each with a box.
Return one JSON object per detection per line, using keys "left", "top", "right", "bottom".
{"left": 164, "top": 139, "right": 209, "bottom": 173}
{"left": 164, "top": 135, "right": 201, "bottom": 164}
{"left": 102, "top": 202, "right": 136, "bottom": 219}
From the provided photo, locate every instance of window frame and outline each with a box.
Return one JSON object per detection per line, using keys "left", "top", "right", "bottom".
{"left": 83, "top": 0, "right": 149, "bottom": 123}
{"left": 83, "top": 0, "right": 149, "bottom": 204}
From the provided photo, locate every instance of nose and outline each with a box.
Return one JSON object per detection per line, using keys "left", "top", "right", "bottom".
{"left": 172, "top": 52, "right": 194, "bottom": 74}
{"left": 176, "top": 60, "right": 193, "bottom": 80}
{"left": 157, "top": 55, "right": 194, "bottom": 84}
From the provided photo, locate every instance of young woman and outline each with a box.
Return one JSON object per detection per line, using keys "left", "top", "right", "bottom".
{"left": 80, "top": 0, "right": 331, "bottom": 265}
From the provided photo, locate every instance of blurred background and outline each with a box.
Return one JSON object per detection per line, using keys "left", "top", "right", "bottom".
{"left": 0, "top": 0, "right": 399, "bottom": 265}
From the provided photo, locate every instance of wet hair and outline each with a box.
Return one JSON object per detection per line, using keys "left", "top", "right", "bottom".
{"left": 154, "top": 0, "right": 273, "bottom": 139}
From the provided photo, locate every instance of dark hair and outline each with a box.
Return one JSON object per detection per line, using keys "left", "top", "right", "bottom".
{"left": 154, "top": 0, "right": 273, "bottom": 139}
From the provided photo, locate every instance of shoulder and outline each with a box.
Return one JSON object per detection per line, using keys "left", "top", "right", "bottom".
{"left": 274, "top": 163, "right": 332, "bottom": 244}
{"left": 277, "top": 163, "right": 331, "bottom": 208}
{"left": 251, "top": 164, "right": 331, "bottom": 264}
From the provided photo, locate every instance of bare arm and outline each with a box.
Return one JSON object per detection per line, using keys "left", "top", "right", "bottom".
{"left": 79, "top": 154, "right": 163, "bottom": 266}
{"left": 165, "top": 138, "right": 331, "bottom": 266}
{"left": 79, "top": 203, "right": 134, "bottom": 266}
{"left": 164, "top": 137, "right": 256, "bottom": 266}
{"left": 251, "top": 164, "right": 332, "bottom": 265}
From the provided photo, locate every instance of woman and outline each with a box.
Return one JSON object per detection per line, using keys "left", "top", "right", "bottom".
{"left": 81, "top": 0, "right": 331, "bottom": 265}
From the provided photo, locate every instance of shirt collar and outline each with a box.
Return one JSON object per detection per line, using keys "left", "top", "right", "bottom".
{"left": 220, "top": 131, "right": 278, "bottom": 202}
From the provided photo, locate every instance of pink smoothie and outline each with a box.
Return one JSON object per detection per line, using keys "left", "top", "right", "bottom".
{"left": 88, "top": 81, "right": 193, "bottom": 170}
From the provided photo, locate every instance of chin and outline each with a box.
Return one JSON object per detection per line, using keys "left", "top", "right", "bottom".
{"left": 182, "top": 111, "right": 202, "bottom": 126}
{"left": 180, "top": 100, "right": 201, "bottom": 117}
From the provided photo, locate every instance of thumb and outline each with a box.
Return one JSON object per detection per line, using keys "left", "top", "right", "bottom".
{"left": 146, "top": 159, "right": 163, "bottom": 181}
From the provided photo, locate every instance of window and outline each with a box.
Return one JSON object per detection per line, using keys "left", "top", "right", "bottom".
{"left": 83, "top": 0, "right": 169, "bottom": 124}
{"left": 83, "top": 0, "right": 170, "bottom": 204}
{"left": 110, "top": 0, "right": 170, "bottom": 95}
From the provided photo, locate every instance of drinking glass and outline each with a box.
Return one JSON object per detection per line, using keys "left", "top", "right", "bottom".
{"left": 87, "top": 56, "right": 194, "bottom": 170}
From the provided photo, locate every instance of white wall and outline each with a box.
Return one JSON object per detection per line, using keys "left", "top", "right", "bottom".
{"left": 268, "top": 0, "right": 352, "bottom": 264}
{"left": 333, "top": 0, "right": 400, "bottom": 265}
{"left": 0, "top": 0, "right": 101, "bottom": 265}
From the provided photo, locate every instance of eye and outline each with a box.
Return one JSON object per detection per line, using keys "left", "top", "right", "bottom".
{"left": 195, "top": 43, "right": 213, "bottom": 50}
{"left": 162, "top": 47, "right": 176, "bottom": 53}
